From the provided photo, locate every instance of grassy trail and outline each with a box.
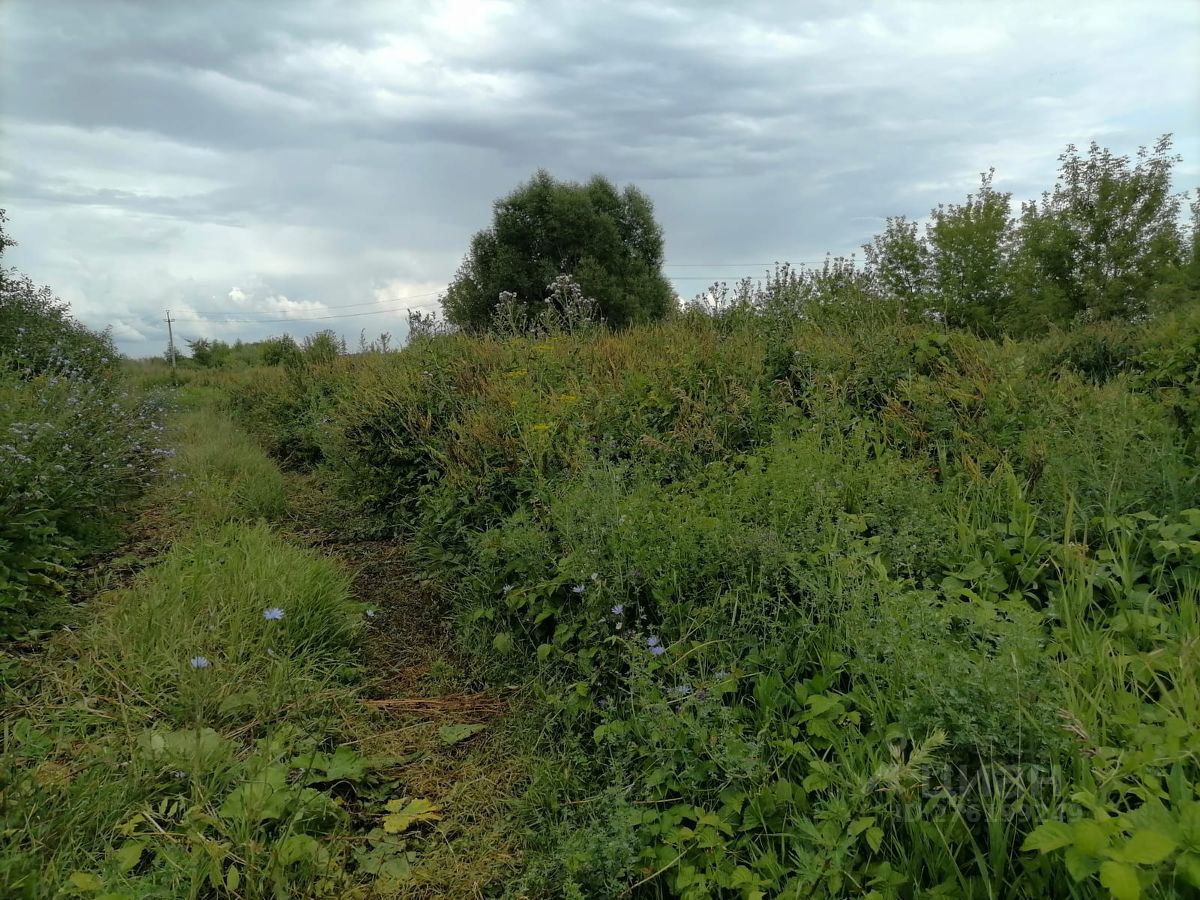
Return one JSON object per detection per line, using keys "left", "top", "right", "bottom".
{"left": 279, "top": 470, "right": 531, "bottom": 896}
{"left": 1, "top": 392, "right": 529, "bottom": 898}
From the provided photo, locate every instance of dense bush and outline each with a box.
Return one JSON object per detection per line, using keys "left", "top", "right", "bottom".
{"left": 0, "top": 212, "right": 166, "bottom": 634}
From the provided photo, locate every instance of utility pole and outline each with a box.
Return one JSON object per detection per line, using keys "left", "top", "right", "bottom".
{"left": 165, "top": 309, "right": 177, "bottom": 372}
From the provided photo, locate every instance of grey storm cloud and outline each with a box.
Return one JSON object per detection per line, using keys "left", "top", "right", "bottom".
{"left": 2, "top": 0, "right": 1198, "bottom": 356}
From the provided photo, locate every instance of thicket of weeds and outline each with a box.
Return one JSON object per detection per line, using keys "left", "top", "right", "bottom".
{"left": 0, "top": 212, "right": 168, "bottom": 635}
{"left": 222, "top": 292, "right": 1200, "bottom": 898}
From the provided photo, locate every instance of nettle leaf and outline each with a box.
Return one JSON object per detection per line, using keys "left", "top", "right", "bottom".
{"left": 438, "top": 723, "right": 485, "bottom": 745}
{"left": 382, "top": 797, "right": 441, "bottom": 833}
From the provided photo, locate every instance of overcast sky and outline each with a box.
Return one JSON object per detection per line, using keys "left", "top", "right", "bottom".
{"left": 2, "top": 1, "right": 1198, "bottom": 357}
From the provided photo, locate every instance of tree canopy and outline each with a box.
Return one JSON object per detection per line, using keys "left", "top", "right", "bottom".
{"left": 441, "top": 171, "right": 675, "bottom": 330}
{"left": 863, "top": 135, "right": 1191, "bottom": 335}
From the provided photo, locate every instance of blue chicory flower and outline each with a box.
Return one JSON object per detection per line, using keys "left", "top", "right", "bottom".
{"left": 189, "top": 656, "right": 210, "bottom": 669}
{"left": 611, "top": 604, "right": 624, "bottom": 616}
{"left": 263, "top": 607, "right": 285, "bottom": 621}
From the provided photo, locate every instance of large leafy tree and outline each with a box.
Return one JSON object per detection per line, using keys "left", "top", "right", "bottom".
{"left": 862, "top": 135, "right": 1189, "bottom": 336}
{"left": 925, "top": 170, "right": 1015, "bottom": 335}
{"left": 862, "top": 216, "right": 929, "bottom": 310}
{"left": 1011, "top": 135, "right": 1186, "bottom": 328}
{"left": 442, "top": 171, "right": 675, "bottom": 330}
{"left": 862, "top": 173, "right": 1016, "bottom": 333}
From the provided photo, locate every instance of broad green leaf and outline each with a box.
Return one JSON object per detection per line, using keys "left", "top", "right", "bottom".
{"left": 68, "top": 871, "right": 105, "bottom": 891}
{"left": 492, "top": 632, "right": 514, "bottom": 653}
{"left": 325, "top": 747, "right": 369, "bottom": 780}
{"left": 1099, "top": 861, "right": 1140, "bottom": 900}
{"left": 802, "top": 772, "right": 829, "bottom": 792}
{"left": 276, "top": 834, "right": 322, "bottom": 865}
{"left": 1065, "top": 846, "right": 1102, "bottom": 881}
{"left": 217, "top": 692, "right": 258, "bottom": 717}
{"left": 849, "top": 816, "right": 874, "bottom": 836}
{"left": 138, "top": 727, "right": 230, "bottom": 768}
{"left": 1176, "top": 852, "right": 1200, "bottom": 889}
{"left": 112, "top": 841, "right": 145, "bottom": 873}
{"left": 805, "top": 694, "right": 838, "bottom": 715}
{"left": 1115, "top": 830, "right": 1177, "bottom": 865}
{"left": 1022, "top": 821, "right": 1073, "bottom": 853}
{"left": 219, "top": 765, "right": 292, "bottom": 823}
{"left": 225, "top": 865, "right": 240, "bottom": 892}
{"left": 294, "top": 746, "right": 369, "bottom": 782}
{"left": 438, "top": 723, "right": 485, "bottom": 745}
{"left": 371, "top": 855, "right": 412, "bottom": 883}
{"left": 1073, "top": 820, "right": 1108, "bottom": 856}
{"left": 382, "top": 797, "right": 440, "bottom": 833}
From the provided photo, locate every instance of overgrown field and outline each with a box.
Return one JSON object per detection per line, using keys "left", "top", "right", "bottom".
{"left": 218, "top": 293, "right": 1200, "bottom": 898}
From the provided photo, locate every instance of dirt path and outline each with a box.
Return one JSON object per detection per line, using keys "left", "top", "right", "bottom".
{"left": 282, "top": 473, "right": 529, "bottom": 897}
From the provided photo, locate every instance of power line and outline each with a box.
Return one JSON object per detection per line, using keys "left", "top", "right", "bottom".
{"left": 165, "top": 261, "right": 841, "bottom": 326}
{"left": 191, "top": 288, "right": 445, "bottom": 317}
{"left": 167, "top": 302, "right": 431, "bottom": 325}
{"left": 663, "top": 261, "right": 828, "bottom": 267}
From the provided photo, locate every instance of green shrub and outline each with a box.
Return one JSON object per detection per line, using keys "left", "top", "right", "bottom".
{"left": 0, "top": 212, "right": 168, "bottom": 634}
{"left": 0, "top": 365, "right": 165, "bottom": 634}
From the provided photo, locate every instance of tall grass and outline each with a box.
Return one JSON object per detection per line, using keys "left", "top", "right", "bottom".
{"left": 0, "top": 392, "right": 373, "bottom": 898}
